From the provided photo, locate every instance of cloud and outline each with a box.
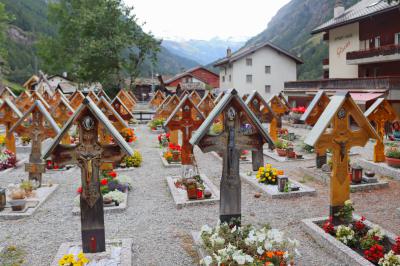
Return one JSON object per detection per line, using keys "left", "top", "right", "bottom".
{"left": 124, "top": 0, "right": 291, "bottom": 40}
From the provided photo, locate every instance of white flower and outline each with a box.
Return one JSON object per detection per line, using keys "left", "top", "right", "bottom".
{"left": 267, "top": 228, "right": 284, "bottom": 243}
{"left": 232, "top": 253, "right": 246, "bottom": 265}
{"left": 231, "top": 226, "right": 237, "bottom": 233}
{"left": 367, "top": 226, "right": 384, "bottom": 241}
{"left": 200, "top": 256, "right": 213, "bottom": 266}
{"left": 103, "top": 190, "right": 125, "bottom": 203}
{"left": 283, "top": 251, "right": 289, "bottom": 259}
{"left": 264, "top": 240, "right": 272, "bottom": 250}
{"left": 244, "top": 230, "right": 256, "bottom": 245}
{"left": 245, "top": 255, "right": 254, "bottom": 263}
{"left": 201, "top": 225, "right": 212, "bottom": 235}
{"left": 257, "top": 246, "right": 264, "bottom": 255}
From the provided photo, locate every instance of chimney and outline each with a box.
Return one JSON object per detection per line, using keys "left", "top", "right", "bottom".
{"left": 334, "top": 0, "right": 345, "bottom": 18}
{"left": 227, "top": 47, "right": 232, "bottom": 57}
{"left": 62, "top": 72, "right": 67, "bottom": 78}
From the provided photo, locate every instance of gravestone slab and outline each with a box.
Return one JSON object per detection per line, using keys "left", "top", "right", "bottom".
{"left": 302, "top": 215, "right": 397, "bottom": 266}
{"left": 72, "top": 191, "right": 128, "bottom": 215}
{"left": 0, "top": 184, "right": 59, "bottom": 220}
{"left": 51, "top": 239, "right": 132, "bottom": 266}
{"left": 240, "top": 172, "right": 316, "bottom": 199}
{"left": 160, "top": 152, "right": 181, "bottom": 168}
{"left": 166, "top": 175, "right": 220, "bottom": 209}
{"left": 263, "top": 149, "right": 313, "bottom": 162}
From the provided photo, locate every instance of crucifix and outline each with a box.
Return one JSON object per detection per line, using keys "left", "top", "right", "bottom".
{"left": 31, "top": 91, "right": 51, "bottom": 110}
{"left": 52, "top": 97, "right": 75, "bottom": 144}
{"left": 50, "top": 89, "right": 68, "bottom": 107}
{"left": 190, "top": 89, "right": 274, "bottom": 226}
{"left": 165, "top": 95, "right": 205, "bottom": 165}
{"left": 15, "top": 91, "right": 33, "bottom": 113}
{"left": 365, "top": 98, "right": 397, "bottom": 162}
{"left": 0, "top": 99, "right": 23, "bottom": 154}
{"left": 70, "top": 91, "right": 86, "bottom": 110}
{"left": 301, "top": 91, "right": 331, "bottom": 168}
{"left": 149, "top": 90, "right": 166, "bottom": 108}
{"left": 43, "top": 98, "right": 133, "bottom": 253}
{"left": 153, "top": 95, "right": 171, "bottom": 120}
{"left": 268, "top": 95, "right": 290, "bottom": 141}
{"left": 198, "top": 91, "right": 215, "bottom": 118}
{"left": 305, "top": 92, "right": 379, "bottom": 225}
{"left": 156, "top": 95, "right": 180, "bottom": 145}
{"left": 10, "top": 100, "right": 60, "bottom": 186}
{"left": 189, "top": 90, "right": 202, "bottom": 106}
{"left": 246, "top": 90, "right": 278, "bottom": 171}
{"left": 111, "top": 97, "right": 135, "bottom": 123}
{"left": 116, "top": 90, "right": 136, "bottom": 111}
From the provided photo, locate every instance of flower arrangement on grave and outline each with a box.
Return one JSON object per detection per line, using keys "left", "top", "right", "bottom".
{"left": 291, "top": 106, "right": 306, "bottom": 114}
{"left": 148, "top": 118, "right": 164, "bottom": 130}
{"left": 209, "top": 121, "right": 223, "bottom": 135}
{"left": 121, "top": 150, "right": 142, "bottom": 168}
{"left": 278, "top": 128, "right": 289, "bottom": 137}
{"left": 199, "top": 222, "right": 300, "bottom": 266}
{"left": 46, "top": 160, "right": 62, "bottom": 170}
{"left": 158, "top": 132, "right": 170, "bottom": 147}
{"left": 256, "top": 164, "right": 279, "bottom": 185}
{"left": 163, "top": 143, "right": 181, "bottom": 163}
{"left": 121, "top": 128, "right": 137, "bottom": 143}
{"left": 385, "top": 146, "right": 400, "bottom": 168}
{"left": 240, "top": 150, "right": 249, "bottom": 160}
{"left": 21, "top": 136, "right": 31, "bottom": 145}
{"left": 321, "top": 200, "right": 400, "bottom": 265}
{"left": 19, "top": 180, "right": 36, "bottom": 197}
{"left": 274, "top": 140, "right": 288, "bottom": 157}
{"left": 0, "top": 149, "right": 17, "bottom": 170}
{"left": 58, "top": 252, "right": 89, "bottom": 266}
{"left": 103, "top": 190, "right": 125, "bottom": 205}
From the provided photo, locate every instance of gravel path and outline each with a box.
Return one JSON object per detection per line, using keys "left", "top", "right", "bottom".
{"left": 0, "top": 124, "right": 399, "bottom": 266}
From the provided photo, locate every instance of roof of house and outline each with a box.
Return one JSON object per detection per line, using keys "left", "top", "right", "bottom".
{"left": 312, "top": 0, "right": 398, "bottom": 34}
{"left": 164, "top": 66, "right": 219, "bottom": 85}
{"left": 213, "top": 40, "right": 303, "bottom": 67}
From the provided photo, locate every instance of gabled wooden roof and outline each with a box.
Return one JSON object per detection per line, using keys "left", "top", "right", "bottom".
{"left": 111, "top": 96, "right": 135, "bottom": 120}
{"left": 364, "top": 98, "right": 398, "bottom": 121}
{"left": 98, "top": 96, "right": 128, "bottom": 129}
{"left": 97, "top": 89, "right": 111, "bottom": 102}
{"left": 164, "top": 95, "right": 205, "bottom": 126}
{"left": 0, "top": 98, "right": 23, "bottom": 119}
{"left": 197, "top": 91, "right": 215, "bottom": 114}
{"left": 10, "top": 100, "right": 60, "bottom": 134}
{"left": 31, "top": 91, "right": 51, "bottom": 110}
{"left": 214, "top": 91, "right": 225, "bottom": 105}
{"left": 268, "top": 95, "right": 290, "bottom": 114}
{"left": 69, "top": 91, "right": 85, "bottom": 109}
{"left": 0, "top": 87, "right": 17, "bottom": 100}
{"left": 300, "top": 91, "right": 330, "bottom": 122}
{"left": 43, "top": 97, "right": 133, "bottom": 160}
{"left": 190, "top": 89, "right": 274, "bottom": 149}
{"left": 189, "top": 90, "right": 202, "bottom": 105}
{"left": 305, "top": 92, "right": 379, "bottom": 147}
{"left": 155, "top": 95, "right": 171, "bottom": 113}
{"left": 245, "top": 90, "right": 278, "bottom": 121}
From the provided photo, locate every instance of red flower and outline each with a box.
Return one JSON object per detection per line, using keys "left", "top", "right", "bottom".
{"left": 100, "top": 178, "right": 108, "bottom": 186}
{"left": 77, "top": 187, "right": 82, "bottom": 194}
{"left": 392, "top": 236, "right": 400, "bottom": 254}
{"left": 53, "top": 165, "right": 59, "bottom": 170}
{"left": 354, "top": 216, "right": 366, "bottom": 231}
{"left": 166, "top": 133, "right": 170, "bottom": 139}
{"left": 322, "top": 216, "right": 334, "bottom": 234}
{"left": 68, "top": 111, "right": 73, "bottom": 116}
{"left": 108, "top": 171, "right": 117, "bottom": 178}
{"left": 364, "top": 244, "right": 384, "bottom": 263}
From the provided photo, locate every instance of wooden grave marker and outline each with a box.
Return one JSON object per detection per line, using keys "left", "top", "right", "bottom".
{"left": 268, "top": 95, "right": 290, "bottom": 140}
{"left": 156, "top": 95, "right": 180, "bottom": 144}
{"left": 365, "top": 98, "right": 398, "bottom": 162}
{"left": 52, "top": 97, "right": 75, "bottom": 144}
{"left": 116, "top": 90, "right": 135, "bottom": 111}
{"left": 128, "top": 90, "right": 138, "bottom": 102}
{"left": 15, "top": 91, "right": 33, "bottom": 113}
{"left": 87, "top": 90, "right": 100, "bottom": 104}
{"left": 0, "top": 98, "right": 23, "bottom": 154}
{"left": 70, "top": 91, "right": 86, "bottom": 110}
{"left": 197, "top": 91, "right": 215, "bottom": 118}
{"left": 180, "top": 90, "right": 189, "bottom": 99}
{"left": 111, "top": 96, "right": 135, "bottom": 123}
{"left": 42, "top": 89, "right": 54, "bottom": 105}
{"left": 214, "top": 91, "right": 225, "bottom": 105}
{"left": 190, "top": 89, "right": 274, "bottom": 225}
{"left": 189, "top": 90, "right": 202, "bottom": 106}
{"left": 51, "top": 89, "right": 69, "bottom": 107}
{"left": 301, "top": 91, "right": 331, "bottom": 168}
{"left": 31, "top": 91, "right": 51, "bottom": 110}
{"left": 43, "top": 97, "right": 133, "bottom": 253}
{"left": 96, "top": 89, "right": 111, "bottom": 102}
{"left": 153, "top": 95, "right": 171, "bottom": 120}
{"left": 245, "top": 90, "right": 278, "bottom": 170}
{"left": 10, "top": 101, "right": 61, "bottom": 186}
{"left": 278, "top": 92, "right": 291, "bottom": 114}
{"left": 0, "top": 87, "right": 17, "bottom": 101}
{"left": 165, "top": 95, "right": 205, "bottom": 165}
{"left": 305, "top": 92, "right": 379, "bottom": 225}
{"left": 149, "top": 90, "right": 165, "bottom": 108}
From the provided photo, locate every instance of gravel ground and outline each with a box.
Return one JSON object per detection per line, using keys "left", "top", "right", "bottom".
{"left": 0, "top": 124, "right": 399, "bottom": 266}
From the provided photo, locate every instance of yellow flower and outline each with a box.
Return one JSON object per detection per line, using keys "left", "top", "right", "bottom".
{"left": 265, "top": 173, "right": 269, "bottom": 177}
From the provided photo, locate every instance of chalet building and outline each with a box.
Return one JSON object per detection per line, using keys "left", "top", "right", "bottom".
{"left": 214, "top": 40, "right": 303, "bottom": 99}
{"left": 284, "top": 0, "right": 400, "bottom": 112}
{"left": 163, "top": 66, "right": 219, "bottom": 95}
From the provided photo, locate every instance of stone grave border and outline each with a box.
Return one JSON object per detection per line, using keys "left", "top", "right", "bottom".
{"left": 166, "top": 174, "right": 220, "bottom": 209}
{"left": 240, "top": 172, "right": 316, "bottom": 199}
{"left": 300, "top": 166, "right": 389, "bottom": 191}
{"left": 51, "top": 238, "right": 133, "bottom": 266}
{"left": 211, "top": 151, "right": 252, "bottom": 164}
{"left": 72, "top": 191, "right": 128, "bottom": 215}
{"left": 302, "top": 215, "right": 396, "bottom": 266}
{"left": 160, "top": 151, "right": 181, "bottom": 168}
{"left": 0, "top": 184, "right": 59, "bottom": 220}
{"left": 357, "top": 158, "right": 400, "bottom": 180}
{"left": 263, "top": 149, "right": 314, "bottom": 163}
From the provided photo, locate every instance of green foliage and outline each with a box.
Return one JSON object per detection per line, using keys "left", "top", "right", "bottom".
{"left": 0, "top": 2, "right": 12, "bottom": 77}
{"left": 37, "top": 0, "right": 160, "bottom": 89}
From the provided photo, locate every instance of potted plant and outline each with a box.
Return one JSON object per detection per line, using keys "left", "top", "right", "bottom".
{"left": 385, "top": 147, "right": 400, "bottom": 168}
{"left": 274, "top": 140, "right": 288, "bottom": 157}
{"left": 9, "top": 188, "right": 26, "bottom": 211}
{"left": 286, "top": 144, "right": 296, "bottom": 159}
{"left": 20, "top": 180, "right": 34, "bottom": 197}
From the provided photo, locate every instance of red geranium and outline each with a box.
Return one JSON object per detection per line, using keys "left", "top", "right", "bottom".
{"left": 392, "top": 236, "right": 400, "bottom": 254}
{"left": 354, "top": 216, "right": 366, "bottom": 231}
{"left": 364, "top": 244, "right": 384, "bottom": 263}
{"left": 77, "top": 187, "right": 82, "bottom": 194}
{"left": 166, "top": 133, "right": 170, "bottom": 139}
{"left": 53, "top": 165, "right": 59, "bottom": 170}
{"left": 108, "top": 171, "right": 117, "bottom": 178}
{"left": 322, "top": 216, "right": 334, "bottom": 234}
{"left": 169, "top": 143, "right": 181, "bottom": 151}
{"left": 100, "top": 178, "right": 108, "bottom": 186}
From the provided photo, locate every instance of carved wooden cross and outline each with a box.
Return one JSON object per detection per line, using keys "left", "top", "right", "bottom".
{"left": 165, "top": 96, "right": 205, "bottom": 165}
{"left": 153, "top": 95, "right": 171, "bottom": 120}
{"left": 43, "top": 98, "right": 133, "bottom": 253}
{"left": 198, "top": 92, "right": 215, "bottom": 118}
{"left": 31, "top": 91, "right": 51, "bottom": 110}
{"left": 52, "top": 97, "right": 75, "bottom": 144}
{"left": 0, "top": 99, "right": 23, "bottom": 154}
{"left": 111, "top": 97, "right": 135, "bottom": 123}
{"left": 15, "top": 91, "right": 33, "bottom": 113}
{"left": 87, "top": 91, "right": 100, "bottom": 104}
{"left": 365, "top": 98, "right": 397, "bottom": 162}
{"left": 98, "top": 96, "right": 128, "bottom": 144}
{"left": 301, "top": 91, "right": 331, "bottom": 168}
{"left": 269, "top": 95, "right": 289, "bottom": 141}
{"left": 10, "top": 101, "right": 60, "bottom": 186}
{"left": 42, "top": 89, "right": 53, "bottom": 104}
{"left": 149, "top": 90, "right": 165, "bottom": 108}
{"left": 190, "top": 90, "right": 274, "bottom": 226}
{"left": 116, "top": 90, "right": 135, "bottom": 111}
{"left": 189, "top": 90, "right": 202, "bottom": 106}
{"left": 0, "top": 87, "right": 17, "bottom": 101}
{"left": 305, "top": 93, "right": 379, "bottom": 225}
{"left": 70, "top": 91, "right": 86, "bottom": 110}
{"left": 156, "top": 95, "right": 180, "bottom": 145}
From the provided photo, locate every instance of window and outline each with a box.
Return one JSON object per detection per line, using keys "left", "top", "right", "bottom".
{"left": 265, "top": 85, "right": 271, "bottom": 93}
{"left": 265, "top": 66, "right": 271, "bottom": 74}
{"left": 395, "top": 33, "right": 400, "bottom": 45}
{"left": 228, "top": 75, "right": 231, "bottom": 82}
{"left": 222, "top": 76, "right": 225, "bottom": 82}
{"left": 246, "top": 58, "right": 252, "bottom": 66}
{"left": 224, "top": 67, "right": 227, "bottom": 75}
{"left": 246, "top": 75, "right": 252, "bottom": 83}
{"left": 375, "top": 36, "right": 381, "bottom": 48}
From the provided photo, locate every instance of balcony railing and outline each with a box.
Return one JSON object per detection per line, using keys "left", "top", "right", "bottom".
{"left": 347, "top": 44, "right": 400, "bottom": 60}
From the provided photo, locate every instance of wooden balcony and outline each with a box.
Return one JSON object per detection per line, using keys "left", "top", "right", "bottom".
{"left": 346, "top": 44, "right": 400, "bottom": 65}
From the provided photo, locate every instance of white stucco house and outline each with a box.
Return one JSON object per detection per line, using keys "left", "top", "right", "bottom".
{"left": 213, "top": 41, "right": 303, "bottom": 99}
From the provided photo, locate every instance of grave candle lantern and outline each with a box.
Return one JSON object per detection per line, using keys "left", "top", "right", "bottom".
{"left": 278, "top": 176, "right": 289, "bottom": 192}
{"left": 0, "top": 188, "right": 6, "bottom": 211}
{"left": 351, "top": 165, "right": 363, "bottom": 184}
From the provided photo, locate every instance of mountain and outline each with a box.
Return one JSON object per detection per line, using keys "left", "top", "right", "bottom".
{"left": 245, "top": 0, "right": 361, "bottom": 80}
{"left": 1, "top": 0, "right": 199, "bottom": 86}
{"left": 162, "top": 37, "right": 246, "bottom": 65}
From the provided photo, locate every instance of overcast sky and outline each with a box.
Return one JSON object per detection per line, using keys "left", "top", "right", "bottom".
{"left": 124, "top": 0, "right": 291, "bottom": 41}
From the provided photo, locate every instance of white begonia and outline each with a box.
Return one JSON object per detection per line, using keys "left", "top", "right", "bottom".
{"left": 256, "top": 232, "right": 267, "bottom": 242}
{"left": 267, "top": 228, "right": 284, "bottom": 243}
{"left": 201, "top": 225, "right": 213, "bottom": 235}
{"left": 257, "top": 246, "right": 264, "bottom": 255}
{"left": 244, "top": 230, "right": 256, "bottom": 245}
{"left": 245, "top": 255, "right": 254, "bottom": 263}
{"left": 264, "top": 240, "right": 273, "bottom": 250}
{"left": 368, "top": 226, "right": 384, "bottom": 240}
{"left": 231, "top": 225, "right": 237, "bottom": 233}
{"left": 200, "top": 256, "right": 213, "bottom": 266}
{"left": 232, "top": 251, "right": 246, "bottom": 265}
